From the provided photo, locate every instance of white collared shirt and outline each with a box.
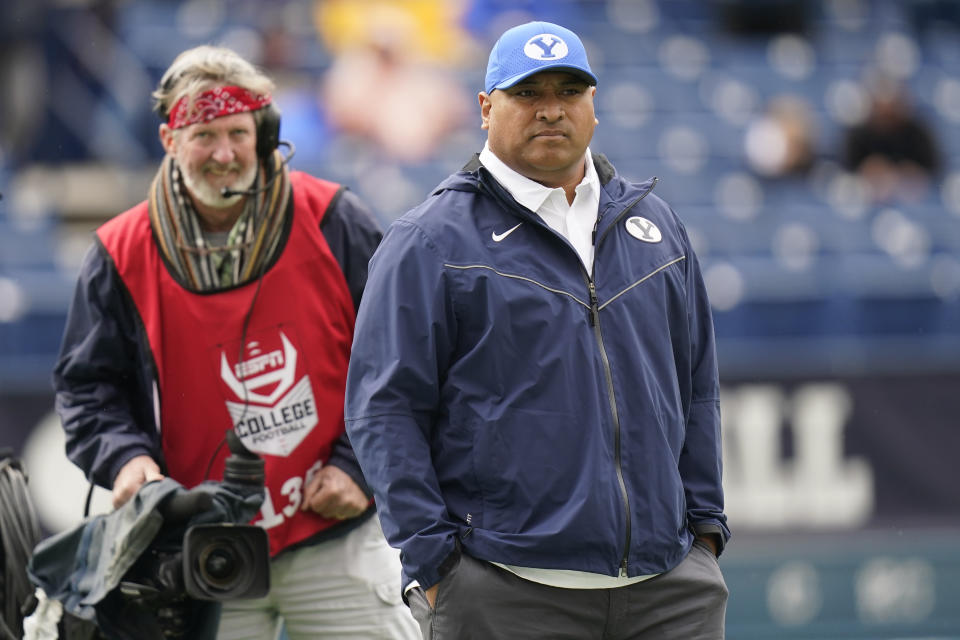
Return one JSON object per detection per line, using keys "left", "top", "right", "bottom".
{"left": 479, "top": 142, "right": 600, "bottom": 270}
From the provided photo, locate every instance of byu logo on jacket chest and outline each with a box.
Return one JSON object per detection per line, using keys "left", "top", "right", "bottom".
{"left": 625, "top": 216, "right": 662, "bottom": 243}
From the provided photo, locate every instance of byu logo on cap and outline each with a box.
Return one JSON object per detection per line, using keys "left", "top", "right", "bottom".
{"left": 484, "top": 21, "right": 597, "bottom": 94}
{"left": 524, "top": 34, "right": 568, "bottom": 60}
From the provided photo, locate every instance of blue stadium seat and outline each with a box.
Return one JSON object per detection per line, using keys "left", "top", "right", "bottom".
{"left": 0, "top": 220, "right": 59, "bottom": 270}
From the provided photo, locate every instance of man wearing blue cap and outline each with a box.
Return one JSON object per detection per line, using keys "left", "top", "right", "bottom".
{"left": 345, "top": 21, "right": 729, "bottom": 639}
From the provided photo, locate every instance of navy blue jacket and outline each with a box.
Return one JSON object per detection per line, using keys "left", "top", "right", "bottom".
{"left": 345, "top": 154, "right": 729, "bottom": 591}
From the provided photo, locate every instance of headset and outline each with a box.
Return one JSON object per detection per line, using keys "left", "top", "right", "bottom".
{"left": 255, "top": 102, "right": 281, "bottom": 162}
{"left": 222, "top": 101, "right": 298, "bottom": 198}
{"left": 221, "top": 102, "right": 295, "bottom": 198}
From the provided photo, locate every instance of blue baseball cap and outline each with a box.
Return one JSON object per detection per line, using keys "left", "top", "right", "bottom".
{"left": 484, "top": 21, "right": 598, "bottom": 94}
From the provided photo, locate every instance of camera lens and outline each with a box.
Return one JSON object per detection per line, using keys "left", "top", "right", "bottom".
{"left": 204, "top": 548, "right": 235, "bottom": 581}
{"left": 197, "top": 539, "right": 245, "bottom": 591}
{"left": 183, "top": 524, "right": 269, "bottom": 600}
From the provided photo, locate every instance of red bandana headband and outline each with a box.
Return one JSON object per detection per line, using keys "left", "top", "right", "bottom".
{"left": 167, "top": 85, "right": 272, "bottom": 130}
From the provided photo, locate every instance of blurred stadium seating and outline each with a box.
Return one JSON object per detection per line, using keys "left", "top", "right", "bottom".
{"left": 3, "top": 0, "right": 958, "bottom": 388}
{"left": 2, "top": 1, "right": 960, "bottom": 637}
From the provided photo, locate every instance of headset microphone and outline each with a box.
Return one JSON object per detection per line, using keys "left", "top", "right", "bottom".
{"left": 220, "top": 140, "right": 296, "bottom": 198}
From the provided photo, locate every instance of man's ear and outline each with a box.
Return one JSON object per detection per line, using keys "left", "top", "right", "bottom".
{"left": 479, "top": 92, "right": 491, "bottom": 131}
{"left": 159, "top": 123, "right": 176, "bottom": 154}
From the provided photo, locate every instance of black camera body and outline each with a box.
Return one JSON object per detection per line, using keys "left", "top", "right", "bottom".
{"left": 121, "top": 521, "right": 269, "bottom": 604}
{"left": 26, "top": 431, "right": 272, "bottom": 640}
{"left": 111, "top": 431, "right": 271, "bottom": 638}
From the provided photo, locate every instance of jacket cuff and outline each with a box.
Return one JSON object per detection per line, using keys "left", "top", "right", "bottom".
{"left": 400, "top": 542, "right": 462, "bottom": 605}
{"left": 326, "top": 456, "right": 373, "bottom": 500}
{"left": 692, "top": 523, "right": 727, "bottom": 556}
{"left": 107, "top": 448, "right": 159, "bottom": 489}
{"left": 327, "top": 429, "right": 374, "bottom": 499}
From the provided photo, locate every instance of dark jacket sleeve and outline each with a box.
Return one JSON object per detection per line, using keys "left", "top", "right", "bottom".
{"left": 52, "top": 241, "right": 163, "bottom": 489}
{"left": 320, "top": 188, "right": 383, "bottom": 313}
{"left": 319, "top": 187, "right": 383, "bottom": 497}
{"left": 675, "top": 224, "right": 731, "bottom": 553}
{"left": 345, "top": 218, "right": 461, "bottom": 590}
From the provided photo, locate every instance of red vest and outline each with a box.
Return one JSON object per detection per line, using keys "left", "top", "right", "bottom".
{"left": 98, "top": 172, "right": 358, "bottom": 555}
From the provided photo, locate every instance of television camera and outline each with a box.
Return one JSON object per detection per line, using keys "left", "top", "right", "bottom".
{"left": 26, "top": 430, "right": 271, "bottom": 640}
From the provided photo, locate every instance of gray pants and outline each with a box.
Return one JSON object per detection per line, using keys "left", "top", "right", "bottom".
{"left": 217, "top": 516, "right": 419, "bottom": 640}
{"left": 408, "top": 541, "right": 728, "bottom": 640}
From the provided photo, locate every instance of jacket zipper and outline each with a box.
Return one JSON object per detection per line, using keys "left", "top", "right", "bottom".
{"left": 587, "top": 278, "right": 629, "bottom": 577}
{"left": 587, "top": 178, "right": 658, "bottom": 578}
{"left": 482, "top": 168, "right": 660, "bottom": 578}
{"left": 596, "top": 177, "right": 659, "bottom": 248}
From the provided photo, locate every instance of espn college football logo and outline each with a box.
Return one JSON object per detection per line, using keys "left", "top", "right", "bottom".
{"left": 218, "top": 328, "right": 317, "bottom": 457}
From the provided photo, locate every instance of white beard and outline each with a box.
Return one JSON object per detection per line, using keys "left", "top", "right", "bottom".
{"left": 179, "top": 158, "right": 259, "bottom": 209}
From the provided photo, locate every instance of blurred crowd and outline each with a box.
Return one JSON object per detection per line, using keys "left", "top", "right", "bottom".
{"left": 1, "top": 0, "right": 958, "bottom": 213}
{"left": 2, "top": 0, "right": 960, "bottom": 384}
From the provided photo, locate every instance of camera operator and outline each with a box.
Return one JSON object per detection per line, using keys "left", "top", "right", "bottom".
{"left": 52, "top": 45, "right": 418, "bottom": 639}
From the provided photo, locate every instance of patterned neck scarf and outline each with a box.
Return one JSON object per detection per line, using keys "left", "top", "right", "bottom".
{"left": 148, "top": 150, "right": 291, "bottom": 291}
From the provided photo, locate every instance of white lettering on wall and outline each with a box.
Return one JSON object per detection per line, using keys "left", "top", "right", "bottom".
{"left": 722, "top": 383, "right": 874, "bottom": 529}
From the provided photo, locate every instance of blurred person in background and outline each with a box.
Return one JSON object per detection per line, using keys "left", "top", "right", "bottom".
{"left": 51, "top": 45, "right": 419, "bottom": 640}
{"left": 842, "top": 75, "right": 943, "bottom": 204}
{"left": 346, "top": 20, "right": 729, "bottom": 640}
{"left": 744, "top": 94, "right": 818, "bottom": 180}
{"left": 316, "top": 0, "right": 473, "bottom": 163}
{"left": 716, "top": 0, "right": 812, "bottom": 36}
